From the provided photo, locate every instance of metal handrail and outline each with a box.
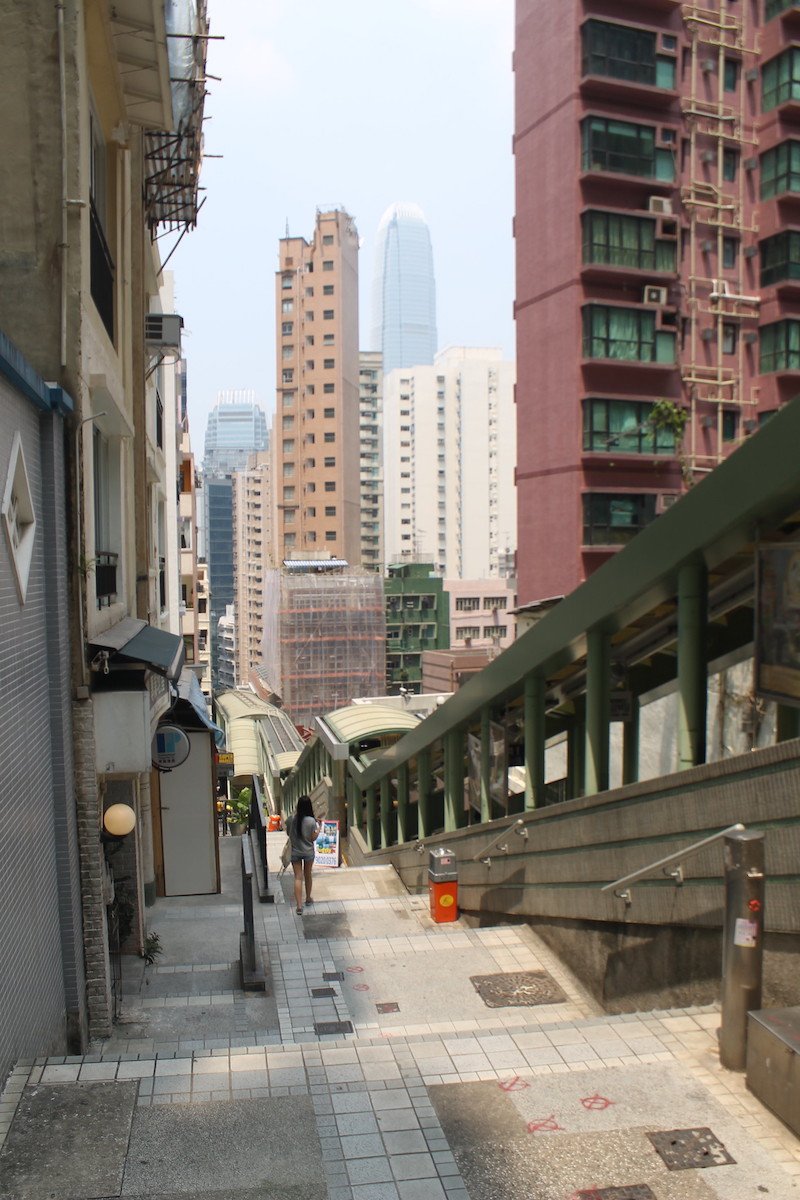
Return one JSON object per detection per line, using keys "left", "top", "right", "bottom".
{"left": 602, "top": 822, "right": 745, "bottom": 903}
{"left": 472, "top": 817, "right": 529, "bottom": 864}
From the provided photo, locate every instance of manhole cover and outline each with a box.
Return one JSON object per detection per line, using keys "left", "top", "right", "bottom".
{"left": 647, "top": 1128, "right": 735, "bottom": 1170}
{"left": 314, "top": 1020, "right": 354, "bottom": 1036}
{"left": 575, "top": 1188, "right": 656, "bottom": 1200}
{"left": 311, "top": 987, "right": 336, "bottom": 998}
{"left": 323, "top": 971, "right": 345, "bottom": 981}
{"left": 470, "top": 970, "right": 567, "bottom": 1008}
{"left": 376, "top": 1001, "right": 399, "bottom": 1014}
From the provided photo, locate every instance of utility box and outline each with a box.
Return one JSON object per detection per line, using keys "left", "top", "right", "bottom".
{"left": 428, "top": 847, "right": 458, "bottom": 923}
{"left": 746, "top": 1007, "right": 800, "bottom": 1137}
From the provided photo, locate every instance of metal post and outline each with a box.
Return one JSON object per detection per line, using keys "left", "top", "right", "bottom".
{"left": 678, "top": 561, "right": 707, "bottom": 770}
{"left": 524, "top": 674, "right": 545, "bottom": 810}
{"left": 347, "top": 775, "right": 360, "bottom": 831}
{"left": 444, "top": 730, "right": 464, "bottom": 831}
{"left": 380, "top": 776, "right": 392, "bottom": 849}
{"left": 397, "top": 762, "right": 409, "bottom": 844}
{"left": 365, "top": 784, "right": 377, "bottom": 851}
{"left": 567, "top": 699, "right": 585, "bottom": 799}
{"left": 417, "top": 749, "right": 431, "bottom": 838}
{"left": 622, "top": 697, "right": 640, "bottom": 786}
{"left": 585, "top": 627, "right": 610, "bottom": 796}
{"left": 719, "top": 829, "right": 765, "bottom": 1071}
{"left": 480, "top": 708, "right": 491, "bottom": 824}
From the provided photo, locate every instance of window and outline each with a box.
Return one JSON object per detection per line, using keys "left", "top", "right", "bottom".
{"left": 766, "top": 0, "right": 798, "bottom": 15}
{"left": 581, "top": 116, "right": 675, "bottom": 180}
{"left": 723, "top": 148, "right": 738, "bottom": 181}
{"left": 281, "top": 345, "right": 293, "bottom": 359}
{"left": 483, "top": 596, "right": 508, "bottom": 610}
{"left": 582, "top": 493, "right": 657, "bottom": 545}
{"left": 282, "top": 439, "right": 295, "bottom": 453}
{"left": 762, "top": 47, "right": 800, "bottom": 111}
{"left": 307, "top": 506, "right": 316, "bottom": 517}
{"left": 457, "top": 626, "right": 480, "bottom": 640}
{"left": 322, "top": 260, "right": 334, "bottom": 271}
{"left": 722, "top": 323, "right": 737, "bottom": 354}
{"left": 323, "top": 383, "right": 335, "bottom": 393}
{"left": 722, "top": 237, "right": 738, "bottom": 269}
{"left": 282, "top": 300, "right": 293, "bottom": 314}
{"left": 323, "top": 334, "right": 334, "bottom": 345}
{"left": 760, "top": 230, "right": 800, "bottom": 285}
{"left": 282, "top": 321, "right": 293, "bottom": 335}
{"left": 722, "top": 410, "right": 738, "bottom": 441}
{"left": 322, "top": 234, "right": 334, "bottom": 245}
{"left": 324, "top": 358, "right": 335, "bottom": 369}
{"left": 282, "top": 415, "right": 294, "bottom": 429}
{"left": 323, "top": 309, "right": 334, "bottom": 319}
{"left": 282, "top": 369, "right": 294, "bottom": 384}
{"left": 581, "top": 19, "right": 675, "bottom": 89}
{"left": 583, "top": 398, "right": 676, "bottom": 454}
{"left": 760, "top": 320, "right": 800, "bottom": 371}
{"left": 455, "top": 596, "right": 480, "bottom": 611}
{"left": 324, "top": 505, "right": 336, "bottom": 516}
{"left": 582, "top": 211, "right": 676, "bottom": 271}
{"left": 760, "top": 140, "right": 800, "bottom": 198}
{"left": 324, "top": 456, "right": 335, "bottom": 467}
{"left": 484, "top": 625, "right": 507, "bottom": 639}
{"left": 724, "top": 58, "right": 739, "bottom": 92}
{"left": 324, "top": 481, "right": 336, "bottom": 492}
{"left": 324, "top": 407, "right": 335, "bottom": 418}
{"left": 281, "top": 273, "right": 293, "bottom": 290}
{"left": 323, "top": 284, "right": 334, "bottom": 295}
{"left": 283, "top": 486, "right": 295, "bottom": 500}
{"left": 582, "top": 304, "right": 675, "bottom": 363}
{"left": 324, "top": 432, "right": 335, "bottom": 443}
{"left": 283, "top": 392, "right": 295, "bottom": 407}
{"left": 325, "top": 530, "right": 336, "bottom": 541}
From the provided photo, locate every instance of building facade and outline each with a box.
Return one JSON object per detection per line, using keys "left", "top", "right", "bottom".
{"left": 445, "top": 578, "right": 517, "bottom": 654}
{"left": 513, "top": 0, "right": 795, "bottom": 606}
{"left": 385, "top": 562, "right": 450, "bottom": 695}
{"left": 203, "top": 390, "right": 269, "bottom": 476}
{"left": 204, "top": 475, "right": 234, "bottom": 692}
{"left": 233, "top": 450, "right": 271, "bottom": 684}
{"left": 359, "top": 351, "right": 384, "bottom": 571}
{"left": 273, "top": 210, "right": 362, "bottom": 565}
{"left": 370, "top": 202, "right": 438, "bottom": 373}
{"left": 383, "top": 347, "right": 516, "bottom": 578}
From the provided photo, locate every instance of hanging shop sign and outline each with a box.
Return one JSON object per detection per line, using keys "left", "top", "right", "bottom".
{"left": 152, "top": 724, "right": 191, "bottom": 770}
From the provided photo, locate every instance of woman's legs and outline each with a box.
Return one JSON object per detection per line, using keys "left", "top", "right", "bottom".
{"left": 303, "top": 859, "right": 314, "bottom": 904}
{"left": 292, "top": 861, "right": 304, "bottom": 912}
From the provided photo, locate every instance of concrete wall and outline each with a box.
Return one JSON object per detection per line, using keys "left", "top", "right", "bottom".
{"left": 0, "top": 373, "right": 86, "bottom": 1086}
{"left": 347, "top": 737, "right": 800, "bottom": 1012}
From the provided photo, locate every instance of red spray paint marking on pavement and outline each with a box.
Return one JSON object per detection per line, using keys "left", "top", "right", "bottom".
{"left": 498, "top": 1075, "right": 529, "bottom": 1092}
{"left": 527, "top": 1115, "right": 564, "bottom": 1133}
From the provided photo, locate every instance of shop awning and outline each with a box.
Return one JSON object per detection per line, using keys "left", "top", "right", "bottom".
{"left": 90, "top": 618, "right": 184, "bottom": 681}
{"left": 177, "top": 669, "right": 225, "bottom": 747}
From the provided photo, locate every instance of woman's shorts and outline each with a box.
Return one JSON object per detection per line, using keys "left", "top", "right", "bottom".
{"left": 290, "top": 852, "right": 314, "bottom": 864}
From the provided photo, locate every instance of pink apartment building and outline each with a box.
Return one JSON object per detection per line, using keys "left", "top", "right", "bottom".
{"left": 515, "top": 0, "right": 798, "bottom": 606}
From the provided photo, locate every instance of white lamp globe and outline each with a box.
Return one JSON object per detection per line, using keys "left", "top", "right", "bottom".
{"left": 103, "top": 803, "right": 136, "bottom": 837}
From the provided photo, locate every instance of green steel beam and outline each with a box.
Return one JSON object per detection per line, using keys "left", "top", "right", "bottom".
{"left": 678, "top": 561, "right": 708, "bottom": 770}
{"left": 480, "top": 708, "right": 491, "bottom": 824}
{"left": 397, "top": 762, "right": 410, "bottom": 843}
{"left": 417, "top": 749, "right": 431, "bottom": 838}
{"left": 585, "top": 629, "right": 611, "bottom": 795}
{"left": 444, "top": 730, "right": 464, "bottom": 831}
{"left": 365, "top": 784, "right": 377, "bottom": 851}
{"left": 622, "top": 700, "right": 640, "bottom": 785}
{"left": 380, "top": 776, "right": 391, "bottom": 849}
{"left": 524, "top": 674, "right": 545, "bottom": 810}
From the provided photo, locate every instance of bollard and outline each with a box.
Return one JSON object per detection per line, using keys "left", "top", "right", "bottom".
{"left": 719, "top": 829, "right": 765, "bottom": 1071}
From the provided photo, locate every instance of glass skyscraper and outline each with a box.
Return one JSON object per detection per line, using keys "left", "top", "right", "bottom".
{"left": 370, "top": 202, "right": 437, "bottom": 374}
{"left": 203, "top": 390, "right": 269, "bottom": 475}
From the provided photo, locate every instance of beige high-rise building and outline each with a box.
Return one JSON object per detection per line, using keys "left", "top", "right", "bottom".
{"left": 359, "top": 351, "right": 383, "bottom": 572}
{"left": 273, "top": 209, "right": 361, "bottom": 565}
{"left": 233, "top": 450, "right": 271, "bottom": 684}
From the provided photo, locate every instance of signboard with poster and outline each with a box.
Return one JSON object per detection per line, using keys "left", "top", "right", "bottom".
{"left": 314, "top": 819, "right": 340, "bottom": 868}
{"left": 756, "top": 543, "right": 800, "bottom": 707}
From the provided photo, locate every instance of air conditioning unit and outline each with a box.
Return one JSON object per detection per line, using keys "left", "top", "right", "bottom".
{"left": 145, "top": 313, "right": 183, "bottom": 349}
{"left": 648, "top": 196, "right": 673, "bottom": 215}
{"left": 701, "top": 150, "right": 716, "bottom": 164}
{"left": 656, "top": 493, "right": 679, "bottom": 514}
{"left": 701, "top": 239, "right": 714, "bottom": 253}
{"left": 744, "top": 245, "right": 758, "bottom": 258}
{"left": 744, "top": 330, "right": 759, "bottom": 344}
{"left": 712, "top": 279, "right": 730, "bottom": 297}
{"left": 701, "top": 58, "right": 716, "bottom": 73}
{"left": 745, "top": 67, "right": 759, "bottom": 83}
{"left": 643, "top": 285, "right": 669, "bottom": 305}
{"left": 701, "top": 328, "right": 715, "bottom": 341}
{"left": 744, "top": 156, "right": 759, "bottom": 171}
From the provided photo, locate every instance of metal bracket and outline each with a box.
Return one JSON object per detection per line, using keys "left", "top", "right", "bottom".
{"left": 614, "top": 888, "right": 632, "bottom": 907}
{"left": 664, "top": 864, "right": 684, "bottom": 885}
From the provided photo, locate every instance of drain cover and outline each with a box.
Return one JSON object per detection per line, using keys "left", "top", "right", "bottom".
{"left": 323, "top": 971, "right": 345, "bottom": 982}
{"left": 376, "top": 1001, "right": 399, "bottom": 1014}
{"left": 311, "top": 987, "right": 336, "bottom": 998}
{"left": 647, "top": 1128, "right": 735, "bottom": 1170}
{"left": 314, "top": 1020, "right": 354, "bottom": 1036}
{"left": 575, "top": 1188, "right": 655, "bottom": 1200}
{"left": 470, "top": 970, "right": 567, "bottom": 1008}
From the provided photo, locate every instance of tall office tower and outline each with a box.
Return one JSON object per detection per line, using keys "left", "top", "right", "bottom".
{"left": 204, "top": 475, "right": 234, "bottom": 693}
{"left": 383, "top": 348, "right": 516, "bottom": 579}
{"left": 274, "top": 209, "right": 361, "bottom": 565}
{"left": 512, "top": 1, "right": 796, "bottom": 608}
{"left": 232, "top": 451, "right": 271, "bottom": 685}
{"left": 370, "top": 202, "right": 437, "bottom": 374}
{"left": 359, "top": 351, "right": 384, "bottom": 571}
{"left": 203, "top": 390, "right": 269, "bottom": 475}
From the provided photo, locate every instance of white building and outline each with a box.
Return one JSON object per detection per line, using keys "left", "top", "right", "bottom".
{"left": 446, "top": 578, "right": 517, "bottom": 653}
{"left": 359, "top": 351, "right": 383, "bottom": 572}
{"left": 383, "top": 347, "right": 516, "bottom": 578}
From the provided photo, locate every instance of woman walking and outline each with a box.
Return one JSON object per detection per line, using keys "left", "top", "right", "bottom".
{"left": 289, "top": 795, "right": 319, "bottom": 915}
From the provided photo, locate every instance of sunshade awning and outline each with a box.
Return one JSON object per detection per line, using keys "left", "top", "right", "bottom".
{"left": 90, "top": 619, "right": 184, "bottom": 682}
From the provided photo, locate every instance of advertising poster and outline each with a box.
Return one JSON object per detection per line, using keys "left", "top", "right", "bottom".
{"left": 314, "top": 819, "right": 340, "bottom": 868}
{"left": 756, "top": 544, "right": 800, "bottom": 707}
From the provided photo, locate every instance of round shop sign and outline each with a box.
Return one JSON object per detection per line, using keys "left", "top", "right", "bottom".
{"left": 152, "top": 724, "right": 191, "bottom": 770}
{"left": 439, "top": 894, "right": 455, "bottom": 908}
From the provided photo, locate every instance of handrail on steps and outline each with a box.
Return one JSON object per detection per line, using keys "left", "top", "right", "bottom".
{"left": 602, "top": 822, "right": 745, "bottom": 905}
{"left": 472, "top": 817, "right": 529, "bottom": 865}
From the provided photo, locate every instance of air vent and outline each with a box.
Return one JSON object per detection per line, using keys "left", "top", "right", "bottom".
{"left": 145, "top": 313, "right": 184, "bottom": 350}
{"left": 643, "top": 285, "right": 668, "bottom": 305}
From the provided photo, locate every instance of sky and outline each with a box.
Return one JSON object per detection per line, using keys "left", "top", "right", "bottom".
{"left": 170, "top": 0, "right": 515, "bottom": 453}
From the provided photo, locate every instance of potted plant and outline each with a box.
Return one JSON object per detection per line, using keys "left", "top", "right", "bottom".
{"left": 227, "top": 794, "right": 250, "bottom": 836}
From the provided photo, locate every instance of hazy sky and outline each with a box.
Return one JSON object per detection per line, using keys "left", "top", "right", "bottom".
{"left": 170, "top": 0, "right": 515, "bottom": 452}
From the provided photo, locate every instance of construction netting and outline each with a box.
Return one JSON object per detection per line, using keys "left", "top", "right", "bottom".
{"left": 261, "top": 569, "right": 386, "bottom": 728}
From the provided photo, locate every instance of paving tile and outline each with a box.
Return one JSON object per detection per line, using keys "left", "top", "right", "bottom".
{"left": 340, "top": 1133, "right": 386, "bottom": 1158}
{"left": 347, "top": 1156, "right": 395, "bottom": 1185}
{"left": 391, "top": 1152, "right": 437, "bottom": 1181}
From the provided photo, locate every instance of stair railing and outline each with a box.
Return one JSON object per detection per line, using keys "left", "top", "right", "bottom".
{"left": 602, "top": 822, "right": 745, "bottom": 906}
{"left": 472, "top": 817, "right": 529, "bottom": 866}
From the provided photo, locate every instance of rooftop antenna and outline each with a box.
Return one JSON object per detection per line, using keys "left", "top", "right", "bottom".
{"left": 285, "top": 218, "right": 290, "bottom": 238}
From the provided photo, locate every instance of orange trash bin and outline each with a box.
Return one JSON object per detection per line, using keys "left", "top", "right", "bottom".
{"left": 428, "top": 848, "right": 458, "bottom": 923}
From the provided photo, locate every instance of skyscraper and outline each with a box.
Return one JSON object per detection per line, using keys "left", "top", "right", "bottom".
{"left": 273, "top": 208, "right": 361, "bottom": 565}
{"left": 371, "top": 202, "right": 437, "bottom": 374}
{"left": 203, "top": 390, "right": 269, "bottom": 475}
